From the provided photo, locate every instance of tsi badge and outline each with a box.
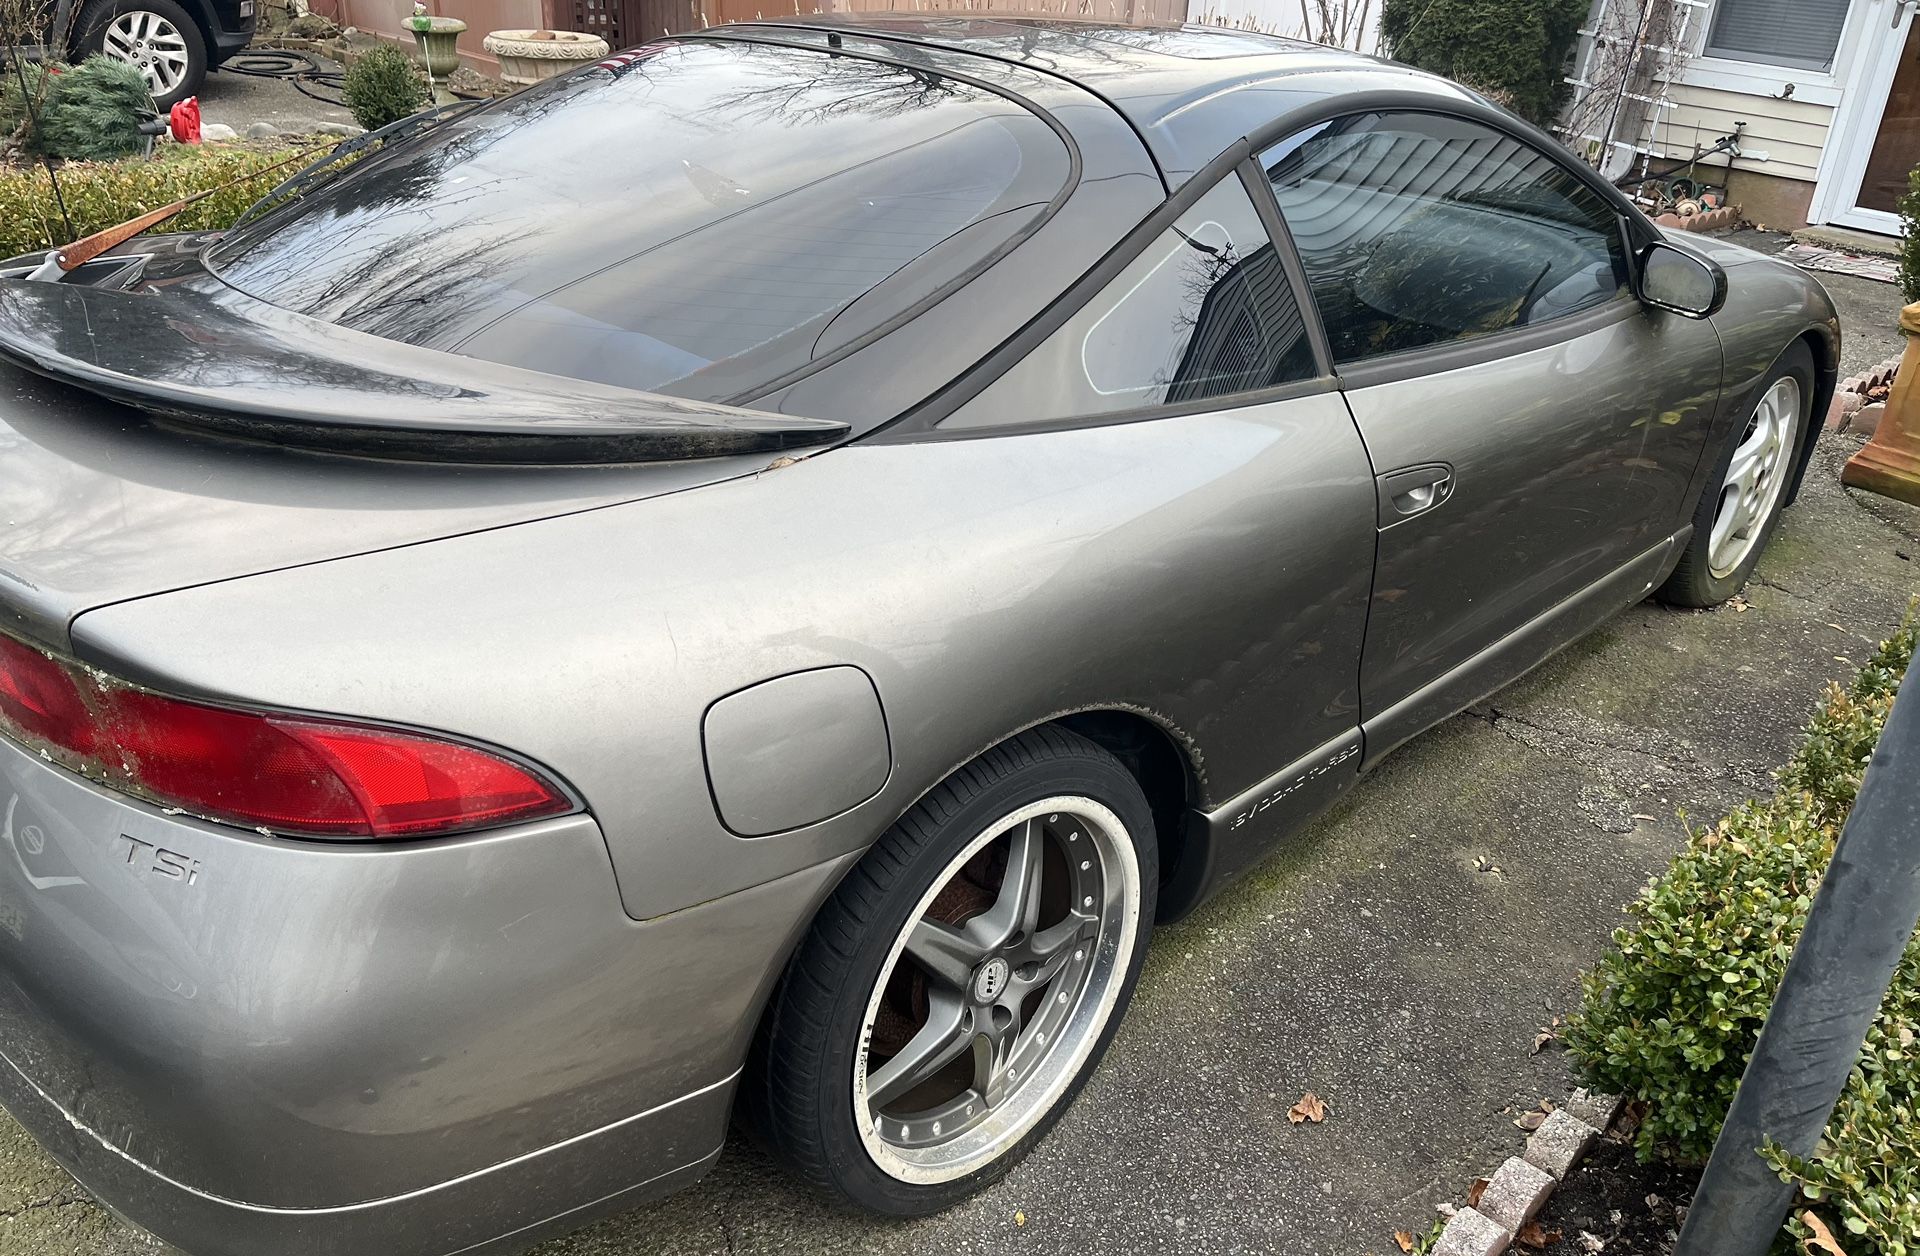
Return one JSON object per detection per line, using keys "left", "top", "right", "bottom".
{"left": 117, "top": 836, "right": 202, "bottom": 887}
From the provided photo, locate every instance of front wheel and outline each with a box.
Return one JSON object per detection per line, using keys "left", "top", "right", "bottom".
{"left": 77, "top": 0, "right": 206, "bottom": 109}
{"left": 748, "top": 726, "right": 1157, "bottom": 1215}
{"left": 1657, "top": 341, "right": 1813, "bottom": 608}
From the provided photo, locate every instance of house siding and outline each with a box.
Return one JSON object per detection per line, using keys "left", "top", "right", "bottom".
{"left": 1650, "top": 82, "right": 1834, "bottom": 185}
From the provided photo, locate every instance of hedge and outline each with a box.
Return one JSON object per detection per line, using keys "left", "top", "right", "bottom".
{"left": 1379, "top": 0, "right": 1591, "bottom": 126}
{"left": 1568, "top": 605, "right": 1920, "bottom": 1254}
{"left": 0, "top": 143, "right": 316, "bottom": 260}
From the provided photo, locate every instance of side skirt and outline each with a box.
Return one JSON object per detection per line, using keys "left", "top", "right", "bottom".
{"left": 1158, "top": 728, "right": 1363, "bottom": 922}
{"left": 1359, "top": 530, "right": 1685, "bottom": 768}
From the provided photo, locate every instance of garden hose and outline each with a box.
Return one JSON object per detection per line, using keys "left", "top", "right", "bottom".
{"left": 219, "top": 48, "right": 346, "bottom": 106}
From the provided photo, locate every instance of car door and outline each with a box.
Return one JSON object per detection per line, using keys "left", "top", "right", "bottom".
{"left": 1256, "top": 110, "right": 1724, "bottom": 757}
{"left": 931, "top": 169, "right": 1380, "bottom": 882}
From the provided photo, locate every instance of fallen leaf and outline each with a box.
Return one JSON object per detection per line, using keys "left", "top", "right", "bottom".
{"left": 1394, "top": 1231, "right": 1417, "bottom": 1253}
{"left": 1518, "top": 1221, "right": 1562, "bottom": 1249}
{"left": 1531, "top": 1027, "right": 1559, "bottom": 1055}
{"left": 1580, "top": 1231, "right": 1607, "bottom": 1253}
{"left": 1014, "top": 1210, "right": 1026, "bottom": 1227}
{"left": 1801, "top": 1210, "right": 1849, "bottom": 1256}
{"left": 1515, "top": 1109, "right": 1548, "bottom": 1130}
{"left": 1287, "top": 1092, "right": 1328, "bottom": 1124}
{"left": 1466, "top": 1177, "right": 1490, "bottom": 1207}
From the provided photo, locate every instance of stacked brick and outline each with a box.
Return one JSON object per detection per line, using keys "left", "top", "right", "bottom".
{"left": 1428, "top": 1089, "right": 1626, "bottom": 1256}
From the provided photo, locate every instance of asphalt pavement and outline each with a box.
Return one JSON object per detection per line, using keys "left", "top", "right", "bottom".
{"left": 0, "top": 233, "right": 1912, "bottom": 1256}
{"left": 195, "top": 50, "right": 356, "bottom": 135}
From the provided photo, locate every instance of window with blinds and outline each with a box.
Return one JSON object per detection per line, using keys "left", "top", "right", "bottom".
{"left": 1703, "top": 0, "right": 1851, "bottom": 71}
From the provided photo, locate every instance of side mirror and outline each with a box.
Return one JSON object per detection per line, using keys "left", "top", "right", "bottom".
{"left": 1638, "top": 241, "right": 1727, "bottom": 319}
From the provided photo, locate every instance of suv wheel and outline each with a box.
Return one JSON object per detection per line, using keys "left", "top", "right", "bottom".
{"left": 749, "top": 726, "right": 1157, "bottom": 1214}
{"left": 78, "top": 0, "right": 206, "bottom": 109}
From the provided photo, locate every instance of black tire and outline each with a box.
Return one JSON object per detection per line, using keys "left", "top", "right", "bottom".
{"left": 1656, "top": 340, "right": 1815, "bottom": 609}
{"left": 76, "top": 0, "right": 206, "bottom": 109}
{"left": 746, "top": 725, "right": 1158, "bottom": 1215}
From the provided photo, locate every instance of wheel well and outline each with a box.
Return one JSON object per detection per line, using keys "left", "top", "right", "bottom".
{"left": 1051, "top": 710, "right": 1200, "bottom": 895}
{"left": 1786, "top": 327, "right": 1838, "bottom": 508}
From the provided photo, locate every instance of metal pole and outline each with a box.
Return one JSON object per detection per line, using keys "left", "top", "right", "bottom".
{"left": 1675, "top": 658, "right": 1920, "bottom": 1255}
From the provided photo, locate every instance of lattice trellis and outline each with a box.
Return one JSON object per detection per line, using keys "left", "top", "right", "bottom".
{"left": 1559, "top": 0, "right": 1703, "bottom": 180}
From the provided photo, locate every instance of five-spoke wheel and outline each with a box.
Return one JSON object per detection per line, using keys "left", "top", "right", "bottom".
{"left": 749, "top": 726, "right": 1156, "bottom": 1214}
{"left": 1658, "top": 341, "right": 1812, "bottom": 608}
{"left": 1708, "top": 374, "right": 1799, "bottom": 580}
{"left": 856, "top": 798, "right": 1137, "bottom": 1183}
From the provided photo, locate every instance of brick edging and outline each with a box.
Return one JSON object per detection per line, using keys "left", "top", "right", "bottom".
{"left": 1651, "top": 206, "right": 1741, "bottom": 233}
{"left": 1827, "top": 355, "right": 1904, "bottom": 437}
{"left": 1427, "top": 1089, "right": 1626, "bottom": 1255}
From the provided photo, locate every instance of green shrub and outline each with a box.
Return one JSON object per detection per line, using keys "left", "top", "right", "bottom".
{"left": 1899, "top": 165, "right": 1920, "bottom": 307}
{"left": 1567, "top": 606, "right": 1920, "bottom": 1254}
{"left": 343, "top": 43, "right": 425, "bottom": 132}
{"left": 0, "top": 143, "right": 310, "bottom": 259}
{"left": 1378, "top": 0, "right": 1591, "bottom": 126}
{"left": 2, "top": 56, "right": 153, "bottom": 161}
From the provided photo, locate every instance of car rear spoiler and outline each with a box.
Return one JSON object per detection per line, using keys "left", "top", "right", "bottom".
{"left": 0, "top": 279, "right": 849, "bottom": 464}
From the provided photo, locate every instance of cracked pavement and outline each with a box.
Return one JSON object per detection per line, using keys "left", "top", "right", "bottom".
{"left": 0, "top": 232, "right": 1913, "bottom": 1255}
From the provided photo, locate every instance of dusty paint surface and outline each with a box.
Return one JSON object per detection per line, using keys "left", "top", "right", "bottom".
{"left": 0, "top": 231, "right": 1911, "bottom": 1256}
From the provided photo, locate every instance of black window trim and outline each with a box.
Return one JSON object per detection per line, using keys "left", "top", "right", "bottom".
{"left": 1244, "top": 102, "right": 1650, "bottom": 391}
{"left": 873, "top": 88, "right": 1662, "bottom": 441}
{"left": 874, "top": 135, "right": 1339, "bottom": 441}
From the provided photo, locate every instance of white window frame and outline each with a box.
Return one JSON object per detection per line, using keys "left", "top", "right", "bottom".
{"left": 1670, "top": 0, "right": 1875, "bottom": 109}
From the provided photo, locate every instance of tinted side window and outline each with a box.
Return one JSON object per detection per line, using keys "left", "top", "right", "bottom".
{"left": 1262, "top": 113, "right": 1629, "bottom": 365}
{"left": 942, "top": 176, "right": 1316, "bottom": 428}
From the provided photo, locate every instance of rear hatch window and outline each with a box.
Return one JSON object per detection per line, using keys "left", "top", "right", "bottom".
{"left": 206, "top": 39, "right": 1072, "bottom": 403}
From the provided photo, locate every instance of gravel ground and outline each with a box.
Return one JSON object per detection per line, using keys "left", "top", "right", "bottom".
{"left": 0, "top": 233, "right": 1911, "bottom": 1256}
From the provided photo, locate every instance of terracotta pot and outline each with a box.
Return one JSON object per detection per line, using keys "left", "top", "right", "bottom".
{"left": 481, "top": 28, "right": 609, "bottom": 84}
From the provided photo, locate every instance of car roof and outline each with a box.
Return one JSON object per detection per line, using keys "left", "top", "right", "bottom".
{"left": 715, "top": 16, "right": 1482, "bottom": 185}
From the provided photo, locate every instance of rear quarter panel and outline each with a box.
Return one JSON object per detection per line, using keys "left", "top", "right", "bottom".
{"left": 71, "top": 398, "right": 1378, "bottom": 921}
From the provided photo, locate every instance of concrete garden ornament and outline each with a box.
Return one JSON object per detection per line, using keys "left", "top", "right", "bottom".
{"left": 483, "top": 29, "right": 610, "bottom": 84}
{"left": 407, "top": 3, "right": 466, "bottom": 99}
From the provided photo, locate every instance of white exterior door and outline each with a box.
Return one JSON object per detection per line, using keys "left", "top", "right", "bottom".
{"left": 1812, "top": 0, "right": 1919, "bottom": 234}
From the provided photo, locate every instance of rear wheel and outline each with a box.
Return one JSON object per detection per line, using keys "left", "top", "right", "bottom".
{"left": 1657, "top": 341, "right": 1813, "bottom": 608}
{"left": 750, "top": 726, "right": 1156, "bottom": 1214}
{"left": 78, "top": 0, "right": 205, "bottom": 109}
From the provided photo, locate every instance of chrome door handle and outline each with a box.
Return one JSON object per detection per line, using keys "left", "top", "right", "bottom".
{"left": 1376, "top": 463, "right": 1455, "bottom": 525}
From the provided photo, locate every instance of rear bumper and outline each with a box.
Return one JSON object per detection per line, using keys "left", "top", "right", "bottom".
{"left": 0, "top": 1048, "right": 729, "bottom": 1256}
{"left": 0, "top": 736, "right": 850, "bottom": 1254}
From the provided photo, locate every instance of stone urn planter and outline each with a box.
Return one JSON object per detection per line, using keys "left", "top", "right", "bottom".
{"left": 482, "top": 29, "right": 609, "bottom": 84}
{"left": 407, "top": 14, "right": 467, "bottom": 81}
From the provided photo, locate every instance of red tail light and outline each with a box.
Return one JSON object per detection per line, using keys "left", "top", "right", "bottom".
{"left": 0, "top": 632, "right": 572, "bottom": 840}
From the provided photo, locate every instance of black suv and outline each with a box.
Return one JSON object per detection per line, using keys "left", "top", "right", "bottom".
{"left": 23, "top": 0, "right": 255, "bottom": 108}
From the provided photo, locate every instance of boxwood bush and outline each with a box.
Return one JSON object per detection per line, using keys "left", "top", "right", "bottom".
{"left": 0, "top": 144, "right": 307, "bottom": 260}
{"left": 343, "top": 43, "right": 426, "bottom": 132}
{"left": 1568, "top": 606, "right": 1919, "bottom": 1253}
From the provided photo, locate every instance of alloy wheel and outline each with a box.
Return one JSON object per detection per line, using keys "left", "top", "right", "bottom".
{"left": 101, "top": 11, "right": 189, "bottom": 98}
{"left": 1708, "top": 375, "right": 1800, "bottom": 580}
{"left": 854, "top": 796, "right": 1140, "bottom": 1184}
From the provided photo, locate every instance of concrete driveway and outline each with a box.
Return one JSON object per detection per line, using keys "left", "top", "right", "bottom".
{"left": 0, "top": 234, "right": 1912, "bottom": 1256}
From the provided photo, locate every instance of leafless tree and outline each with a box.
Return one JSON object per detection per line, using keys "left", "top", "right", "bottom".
{"left": 1558, "top": 0, "right": 1695, "bottom": 180}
